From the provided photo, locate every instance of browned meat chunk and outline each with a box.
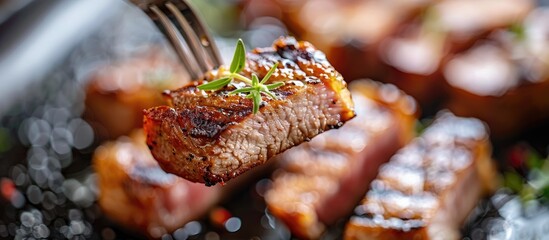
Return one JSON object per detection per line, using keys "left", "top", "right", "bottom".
{"left": 143, "top": 37, "right": 355, "bottom": 186}
{"left": 444, "top": 8, "right": 549, "bottom": 138}
{"left": 84, "top": 49, "right": 189, "bottom": 140}
{"left": 376, "top": 0, "right": 532, "bottom": 111}
{"left": 93, "top": 130, "right": 221, "bottom": 237}
{"left": 240, "top": 0, "right": 433, "bottom": 80}
{"left": 344, "top": 112, "right": 499, "bottom": 240}
{"left": 265, "top": 80, "right": 418, "bottom": 239}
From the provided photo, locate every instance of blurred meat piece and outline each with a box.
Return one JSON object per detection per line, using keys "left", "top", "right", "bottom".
{"left": 242, "top": 0, "right": 432, "bottom": 80}
{"left": 377, "top": 0, "right": 532, "bottom": 111}
{"left": 93, "top": 130, "right": 221, "bottom": 238}
{"left": 144, "top": 37, "right": 355, "bottom": 186}
{"left": 84, "top": 49, "right": 188, "bottom": 140}
{"left": 432, "top": 0, "right": 532, "bottom": 50}
{"left": 444, "top": 8, "right": 549, "bottom": 138}
{"left": 241, "top": 0, "right": 532, "bottom": 113}
{"left": 318, "top": 0, "right": 431, "bottom": 81}
{"left": 265, "top": 80, "right": 418, "bottom": 239}
{"left": 344, "top": 112, "right": 499, "bottom": 240}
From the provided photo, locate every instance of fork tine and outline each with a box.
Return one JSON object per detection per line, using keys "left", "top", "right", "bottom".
{"left": 131, "top": 0, "right": 223, "bottom": 79}
{"left": 149, "top": 5, "right": 201, "bottom": 80}
{"left": 172, "top": 0, "right": 222, "bottom": 68}
{"left": 165, "top": 2, "right": 210, "bottom": 74}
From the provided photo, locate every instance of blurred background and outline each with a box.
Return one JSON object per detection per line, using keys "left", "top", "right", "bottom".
{"left": 1, "top": 0, "right": 549, "bottom": 239}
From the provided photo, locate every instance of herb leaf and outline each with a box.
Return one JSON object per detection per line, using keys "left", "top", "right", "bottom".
{"left": 261, "top": 63, "right": 279, "bottom": 84}
{"left": 251, "top": 91, "right": 261, "bottom": 113}
{"left": 262, "top": 89, "right": 278, "bottom": 100}
{"left": 265, "top": 82, "right": 284, "bottom": 90}
{"left": 251, "top": 74, "right": 259, "bottom": 87}
{"left": 229, "top": 87, "right": 256, "bottom": 95}
{"left": 230, "top": 39, "right": 246, "bottom": 73}
{"left": 197, "top": 39, "right": 284, "bottom": 114}
{"left": 197, "top": 77, "right": 232, "bottom": 91}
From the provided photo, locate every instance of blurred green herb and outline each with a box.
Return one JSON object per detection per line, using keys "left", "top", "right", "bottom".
{"left": 198, "top": 39, "right": 284, "bottom": 114}
{"left": 509, "top": 23, "right": 526, "bottom": 42}
{"left": 415, "top": 118, "right": 433, "bottom": 135}
{"left": 504, "top": 147, "right": 549, "bottom": 203}
{"left": 0, "top": 128, "right": 12, "bottom": 153}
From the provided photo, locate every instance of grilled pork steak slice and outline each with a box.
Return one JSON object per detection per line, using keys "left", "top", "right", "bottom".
{"left": 265, "top": 80, "right": 418, "bottom": 239}
{"left": 344, "top": 112, "right": 499, "bottom": 240}
{"left": 144, "top": 37, "right": 355, "bottom": 186}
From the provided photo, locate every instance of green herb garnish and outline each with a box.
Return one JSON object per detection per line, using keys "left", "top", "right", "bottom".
{"left": 509, "top": 23, "right": 526, "bottom": 42}
{"left": 504, "top": 147, "right": 549, "bottom": 204}
{"left": 197, "top": 39, "right": 284, "bottom": 114}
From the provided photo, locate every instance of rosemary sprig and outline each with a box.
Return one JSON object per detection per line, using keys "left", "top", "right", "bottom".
{"left": 197, "top": 39, "right": 284, "bottom": 113}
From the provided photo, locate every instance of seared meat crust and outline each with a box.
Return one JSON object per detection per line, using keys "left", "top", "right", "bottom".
{"left": 344, "top": 112, "right": 499, "bottom": 240}
{"left": 144, "top": 37, "right": 355, "bottom": 185}
{"left": 265, "top": 80, "right": 418, "bottom": 239}
{"left": 93, "top": 130, "right": 221, "bottom": 237}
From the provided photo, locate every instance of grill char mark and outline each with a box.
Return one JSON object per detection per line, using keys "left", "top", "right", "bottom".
{"left": 264, "top": 80, "right": 418, "bottom": 239}
{"left": 179, "top": 106, "right": 251, "bottom": 139}
{"left": 344, "top": 112, "right": 499, "bottom": 240}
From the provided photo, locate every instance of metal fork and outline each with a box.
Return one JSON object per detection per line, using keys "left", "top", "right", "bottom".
{"left": 130, "top": 0, "right": 222, "bottom": 80}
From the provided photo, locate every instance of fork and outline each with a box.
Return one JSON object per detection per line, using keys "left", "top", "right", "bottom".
{"left": 130, "top": 0, "right": 223, "bottom": 80}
